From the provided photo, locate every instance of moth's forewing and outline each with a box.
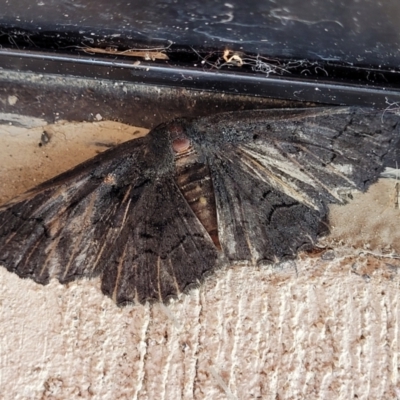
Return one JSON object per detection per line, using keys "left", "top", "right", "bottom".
{"left": 0, "top": 127, "right": 218, "bottom": 305}
{"left": 186, "top": 108, "right": 399, "bottom": 263}
{"left": 0, "top": 136, "right": 152, "bottom": 283}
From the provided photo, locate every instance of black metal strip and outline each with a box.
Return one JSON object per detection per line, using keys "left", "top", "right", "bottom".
{"left": 1, "top": 48, "right": 400, "bottom": 107}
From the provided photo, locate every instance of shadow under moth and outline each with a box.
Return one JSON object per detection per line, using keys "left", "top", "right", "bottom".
{"left": 0, "top": 107, "right": 398, "bottom": 305}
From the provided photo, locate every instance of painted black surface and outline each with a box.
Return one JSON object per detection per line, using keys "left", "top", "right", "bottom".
{"left": 1, "top": 48, "right": 400, "bottom": 108}
{"left": 0, "top": 0, "right": 399, "bottom": 67}
{"left": 1, "top": 1, "right": 400, "bottom": 106}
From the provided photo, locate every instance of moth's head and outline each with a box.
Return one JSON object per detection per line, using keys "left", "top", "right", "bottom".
{"left": 165, "top": 120, "right": 193, "bottom": 156}
{"left": 145, "top": 119, "right": 197, "bottom": 175}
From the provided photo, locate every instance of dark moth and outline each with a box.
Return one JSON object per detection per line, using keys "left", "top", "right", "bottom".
{"left": 0, "top": 108, "right": 398, "bottom": 305}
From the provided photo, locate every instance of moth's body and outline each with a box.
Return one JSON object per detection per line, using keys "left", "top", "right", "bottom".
{"left": 170, "top": 123, "right": 221, "bottom": 249}
{"left": 0, "top": 107, "right": 399, "bottom": 305}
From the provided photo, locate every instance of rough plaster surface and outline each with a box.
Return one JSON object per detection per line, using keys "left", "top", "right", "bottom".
{"left": 0, "top": 114, "right": 400, "bottom": 399}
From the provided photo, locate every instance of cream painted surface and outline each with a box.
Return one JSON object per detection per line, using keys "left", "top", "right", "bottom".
{"left": 0, "top": 117, "right": 400, "bottom": 399}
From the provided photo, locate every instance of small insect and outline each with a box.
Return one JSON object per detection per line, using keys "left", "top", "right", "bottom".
{"left": 39, "top": 130, "right": 51, "bottom": 147}
{"left": 0, "top": 108, "right": 398, "bottom": 305}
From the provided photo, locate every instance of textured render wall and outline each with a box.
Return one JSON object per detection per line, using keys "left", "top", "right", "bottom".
{"left": 0, "top": 112, "right": 400, "bottom": 400}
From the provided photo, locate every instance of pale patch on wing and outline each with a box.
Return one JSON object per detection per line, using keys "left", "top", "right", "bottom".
{"left": 241, "top": 143, "right": 316, "bottom": 184}
{"left": 40, "top": 236, "right": 63, "bottom": 279}
{"left": 74, "top": 241, "right": 93, "bottom": 266}
{"left": 168, "top": 258, "right": 182, "bottom": 296}
{"left": 112, "top": 243, "right": 128, "bottom": 303}
{"left": 293, "top": 143, "right": 358, "bottom": 188}
{"left": 295, "top": 123, "right": 339, "bottom": 139}
{"left": 381, "top": 167, "right": 400, "bottom": 179}
{"left": 0, "top": 175, "right": 91, "bottom": 211}
{"left": 216, "top": 211, "right": 236, "bottom": 256}
{"left": 236, "top": 144, "right": 322, "bottom": 210}
{"left": 61, "top": 191, "right": 97, "bottom": 280}
{"left": 331, "top": 163, "right": 354, "bottom": 175}
{"left": 156, "top": 256, "right": 162, "bottom": 302}
{"left": 237, "top": 142, "right": 359, "bottom": 209}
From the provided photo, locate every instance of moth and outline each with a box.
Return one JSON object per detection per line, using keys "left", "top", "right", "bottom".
{"left": 0, "top": 108, "right": 398, "bottom": 305}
